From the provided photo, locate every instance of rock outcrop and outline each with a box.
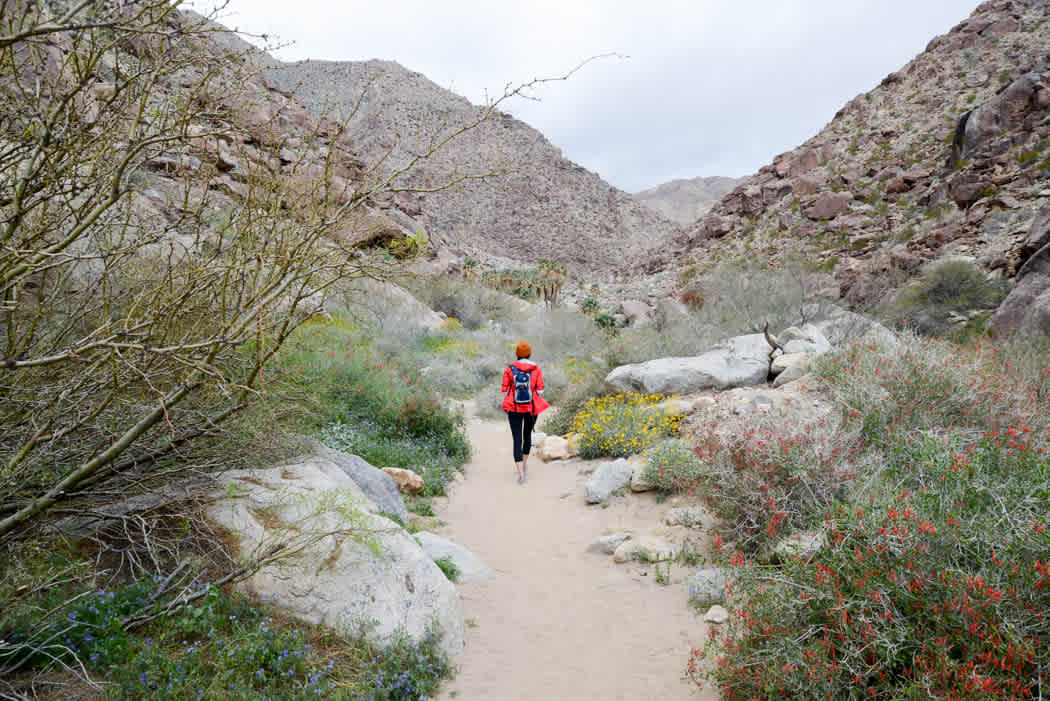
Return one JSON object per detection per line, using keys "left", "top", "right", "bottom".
{"left": 605, "top": 333, "right": 771, "bottom": 394}
{"left": 584, "top": 459, "right": 634, "bottom": 504}
{"left": 638, "top": 0, "right": 1050, "bottom": 334}
{"left": 206, "top": 452, "right": 463, "bottom": 656}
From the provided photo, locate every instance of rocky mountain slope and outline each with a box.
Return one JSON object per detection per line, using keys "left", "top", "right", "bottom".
{"left": 264, "top": 60, "right": 682, "bottom": 273}
{"left": 634, "top": 176, "right": 745, "bottom": 226}
{"left": 641, "top": 0, "right": 1050, "bottom": 336}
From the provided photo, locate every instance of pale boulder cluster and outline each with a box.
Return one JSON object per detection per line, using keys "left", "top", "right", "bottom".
{"left": 205, "top": 443, "right": 486, "bottom": 657}
{"left": 534, "top": 307, "right": 895, "bottom": 623}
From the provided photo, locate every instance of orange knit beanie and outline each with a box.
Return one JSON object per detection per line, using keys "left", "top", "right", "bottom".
{"left": 515, "top": 341, "right": 531, "bottom": 359}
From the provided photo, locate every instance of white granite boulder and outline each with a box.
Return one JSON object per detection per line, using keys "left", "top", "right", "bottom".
{"left": 206, "top": 456, "right": 463, "bottom": 657}
{"left": 414, "top": 532, "right": 492, "bottom": 583}
{"left": 584, "top": 458, "right": 634, "bottom": 504}
{"left": 605, "top": 333, "right": 771, "bottom": 395}
{"left": 777, "top": 324, "right": 832, "bottom": 355}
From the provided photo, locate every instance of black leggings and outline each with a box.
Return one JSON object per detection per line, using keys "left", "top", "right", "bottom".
{"left": 506, "top": 411, "right": 537, "bottom": 462}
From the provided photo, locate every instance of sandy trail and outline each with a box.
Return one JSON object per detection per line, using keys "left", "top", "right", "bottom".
{"left": 434, "top": 415, "right": 719, "bottom": 701}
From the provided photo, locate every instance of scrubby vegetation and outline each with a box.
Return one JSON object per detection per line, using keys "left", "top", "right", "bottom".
{"left": 0, "top": 563, "right": 451, "bottom": 699}
{"left": 691, "top": 334, "right": 1050, "bottom": 699}
{"left": 571, "top": 394, "right": 681, "bottom": 459}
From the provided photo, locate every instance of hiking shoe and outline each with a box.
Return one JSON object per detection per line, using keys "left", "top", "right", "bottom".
{"left": 518, "top": 475, "right": 526, "bottom": 485}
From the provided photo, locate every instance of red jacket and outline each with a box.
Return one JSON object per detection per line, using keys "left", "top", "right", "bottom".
{"left": 501, "top": 360, "right": 550, "bottom": 414}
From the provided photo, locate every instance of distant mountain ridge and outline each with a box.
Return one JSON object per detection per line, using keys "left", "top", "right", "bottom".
{"left": 634, "top": 176, "right": 745, "bottom": 226}
{"left": 265, "top": 59, "right": 682, "bottom": 273}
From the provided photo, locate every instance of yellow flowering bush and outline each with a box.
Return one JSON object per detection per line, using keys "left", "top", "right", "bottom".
{"left": 571, "top": 393, "right": 681, "bottom": 459}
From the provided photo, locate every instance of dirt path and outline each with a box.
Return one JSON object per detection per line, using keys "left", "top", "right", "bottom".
{"left": 434, "top": 416, "right": 719, "bottom": 701}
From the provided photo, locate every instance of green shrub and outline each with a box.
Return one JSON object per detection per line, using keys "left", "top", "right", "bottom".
{"left": 571, "top": 393, "right": 680, "bottom": 459}
{"left": 693, "top": 333, "right": 1050, "bottom": 699}
{"left": 697, "top": 433, "right": 1050, "bottom": 699}
{"left": 593, "top": 312, "right": 617, "bottom": 331}
{"left": 883, "top": 258, "right": 1007, "bottom": 337}
{"left": 641, "top": 439, "right": 706, "bottom": 492}
{"left": 580, "top": 297, "right": 600, "bottom": 315}
{"left": 433, "top": 556, "right": 460, "bottom": 582}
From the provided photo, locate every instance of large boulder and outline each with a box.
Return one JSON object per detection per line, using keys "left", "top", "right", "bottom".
{"left": 604, "top": 333, "right": 771, "bottom": 394}
{"left": 988, "top": 242, "right": 1050, "bottom": 338}
{"left": 584, "top": 458, "right": 634, "bottom": 504}
{"left": 206, "top": 457, "right": 463, "bottom": 656}
{"left": 777, "top": 324, "right": 832, "bottom": 355}
{"left": 804, "top": 191, "right": 852, "bottom": 220}
{"left": 808, "top": 305, "right": 898, "bottom": 349}
{"left": 1020, "top": 204, "right": 1050, "bottom": 268}
{"left": 316, "top": 445, "right": 408, "bottom": 522}
{"left": 619, "top": 300, "right": 654, "bottom": 327}
{"left": 414, "top": 532, "right": 492, "bottom": 583}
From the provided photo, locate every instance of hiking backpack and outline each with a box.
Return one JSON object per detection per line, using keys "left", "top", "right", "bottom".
{"left": 509, "top": 365, "right": 533, "bottom": 404}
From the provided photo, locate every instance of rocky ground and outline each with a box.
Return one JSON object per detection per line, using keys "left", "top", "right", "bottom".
{"left": 264, "top": 59, "right": 682, "bottom": 275}
{"left": 637, "top": 0, "right": 1050, "bottom": 338}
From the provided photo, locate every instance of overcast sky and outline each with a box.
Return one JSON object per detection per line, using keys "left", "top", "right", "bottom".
{"left": 192, "top": 1, "right": 979, "bottom": 192}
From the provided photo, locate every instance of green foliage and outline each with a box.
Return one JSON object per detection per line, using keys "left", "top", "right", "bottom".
{"left": 571, "top": 394, "right": 680, "bottom": 459}
{"left": 357, "top": 625, "right": 453, "bottom": 700}
{"left": 580, "top": 297, "right": 600, "bottom": 315}
{"left": 386, "top": 229, "right": 430, "bottom": 260}
{"left": 1, "top": 573, "right": 452, "bottom": 700}
{"left": 433, "top": 557, "right": 460, "bottom": 582}
{"left": 641, "top": 439, "right": 706, "bottom": 492}
{"left": 593, "top": 312, "right": 617, "bottom": 331}
{"left": 278, "top": 313, "right": 470, "bottom": 496}
{"left": 883, "top": 259, "right": 1007, "bottom": 337}
{"left": 696, "top": 333, "right": 1050, "bottom": 699}
{"left": 405, "top": 495, "right": 436, "bottom": 517}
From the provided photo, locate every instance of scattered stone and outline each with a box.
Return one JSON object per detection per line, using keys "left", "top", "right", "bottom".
{"left": 689, "top": 567, "right": 728, "bottom": 607}
{"left": 536, "top": 435, "right": 571, "bottom": 462}
{"left": 381, "top": 467, "right": 424, "bottom": 495}
{"left": 620, "top": 299, "right": 654, "bottom": 327}
{"left": 664, "top": 507, "right": 706, "bottom": 528}
{"left": 414, "top": 532, "right": 492, "bottom": 582}
{"left": 587, "top": 532, "right": 633, "bottom": 555}
{"left": 772, "top": 531, "right": 828, "bottom": 562}
{"left": 704, "top": 605, "right": 730, "bottom": 624}
{"left": 804, "top": 191, "right": 852, "bottom": 220}
{"left": 584, "top": 459, "right": 634, "bottom": 504}
{"left": 613, "top": 535, "right": 673, "bottom": 563}
{"left": 770, "top": 352, "right": 814, "bottom": 378}
{"left": 773, "top": 364, "right": 810, "bottom": 388}
{"left": 630, "top": 462, "right": 657, "bottom": 493}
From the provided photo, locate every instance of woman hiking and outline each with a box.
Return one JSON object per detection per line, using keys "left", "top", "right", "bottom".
{"left": 501, "top": 341, "right": 550, "bottom": 484}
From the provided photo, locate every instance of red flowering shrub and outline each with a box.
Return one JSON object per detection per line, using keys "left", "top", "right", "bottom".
{"left": 694, "top": 334, "right": 1050, "bottom": 699}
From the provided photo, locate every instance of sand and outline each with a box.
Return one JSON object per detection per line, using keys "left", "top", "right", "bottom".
{"left": 433, "top": 416, "right": 720, "bottom": 701}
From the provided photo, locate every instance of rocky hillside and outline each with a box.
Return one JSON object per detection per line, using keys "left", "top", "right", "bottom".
{"left": 264, "top": 59, "right": 682, "bottom": 273}
{"left": 641, "top": 0, "right": 1050, "bottom": 336}
{"left": 634, "top": 176, "right": 745, "bottom": 226}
